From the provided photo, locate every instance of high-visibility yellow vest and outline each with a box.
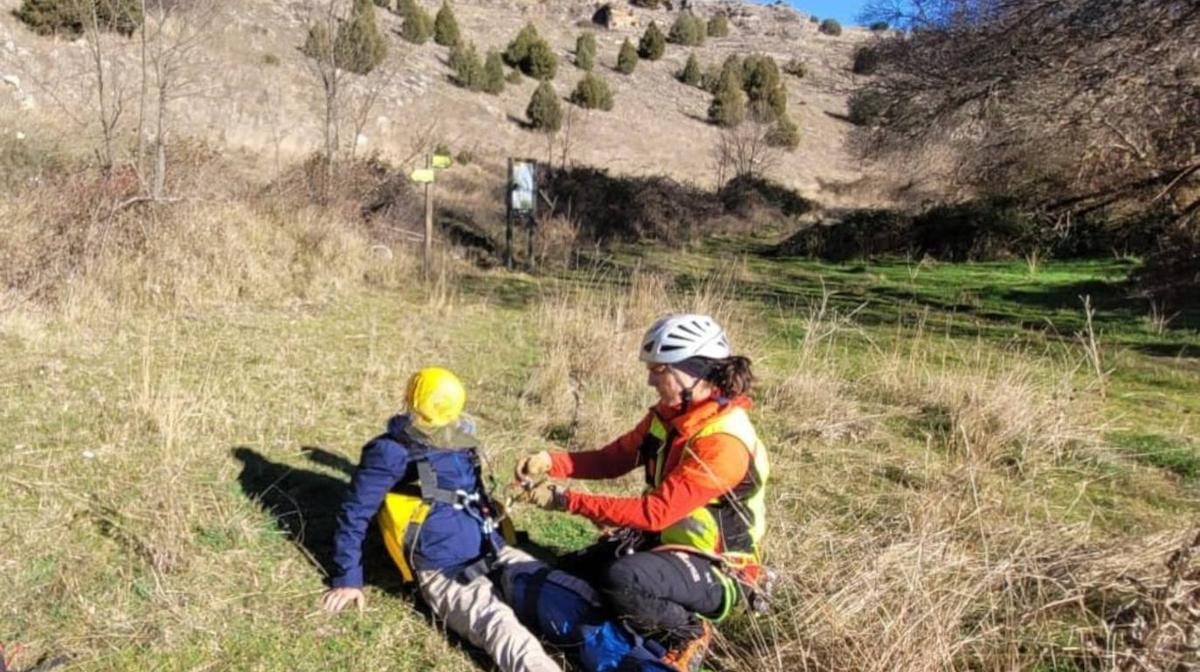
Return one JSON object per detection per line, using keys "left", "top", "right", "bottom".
{"left": 644, "top": 404, "right": 770, "bottom": 560}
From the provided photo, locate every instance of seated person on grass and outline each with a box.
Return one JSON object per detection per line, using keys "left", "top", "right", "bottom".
{"left": 320, "top": 367, "right": 561, "bottom": 672}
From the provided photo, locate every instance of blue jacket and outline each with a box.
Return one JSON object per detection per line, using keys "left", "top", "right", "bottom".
{"left": 330, "top": 414, "right": 503, "bottom": 588}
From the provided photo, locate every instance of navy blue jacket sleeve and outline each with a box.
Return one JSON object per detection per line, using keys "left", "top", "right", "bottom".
{"left": 330, "top": 438, "right": 409, "bottom": 588}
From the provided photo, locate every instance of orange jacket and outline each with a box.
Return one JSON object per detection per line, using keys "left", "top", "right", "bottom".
{"left": 548, "top": 396, "right": 753, "bottom": 532}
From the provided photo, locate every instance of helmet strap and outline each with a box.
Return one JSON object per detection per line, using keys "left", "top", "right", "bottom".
{"left": 670, "top": 368, "right": 704, "bottom": 412}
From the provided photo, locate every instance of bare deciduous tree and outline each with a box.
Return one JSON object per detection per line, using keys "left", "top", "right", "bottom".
{"left": 137, "top": 0, "right": 221, "bottom": 199}
{"left": 712, "top": 120, "right": 780, "bottom": 187}
{"left": 83, "top": 0, "right": 134, "bottom": 172}
{"left": 853, "top": 0, "right": 1200, "bottom": 229}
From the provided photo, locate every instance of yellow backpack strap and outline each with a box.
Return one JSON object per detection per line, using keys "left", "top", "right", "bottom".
{"left": 379, "top": 491, "right": 431, "bottom": 583}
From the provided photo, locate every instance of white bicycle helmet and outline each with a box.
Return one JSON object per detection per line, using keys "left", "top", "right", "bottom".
{"left": 639, "top": 314, "right": 732, "bottom": 364}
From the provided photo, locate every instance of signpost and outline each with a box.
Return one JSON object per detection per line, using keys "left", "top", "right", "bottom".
{"left": 507, "top": 158, "right": 537, "bottom": 270}
{"left": 409, "top": 154, "right": 453, "bottom": 282}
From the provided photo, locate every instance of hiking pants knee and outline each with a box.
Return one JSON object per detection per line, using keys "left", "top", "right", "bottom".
{"left": 600, "top": 549, "right": 727, "bottom": 645}
{"left": 417, "top": 545, "right": 563, "bottom": 672}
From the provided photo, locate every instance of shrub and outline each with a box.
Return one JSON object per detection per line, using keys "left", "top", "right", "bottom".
{"left": 707, "top": 13, "right": 729, "bottom": 38}
{"left": 576, "top": 32, "right": 596, "bottom": 71}
{"left": 717, "top": 54, "right": 743, "bottom": 90}
{"left": 505, "top": 68, "right": 523, "bottom": 84}
{"left": 398, "top": 0, "right": 432, "bottom": 44}
{"left": 570, "top": 73, "right": 614, "bottom": 111}
{"left": 783, "top": 58, "right": 807, "bottom": 78}
{"left": 742, "top": 55, "right": 784, "bottom": 119}
{"left": 505, "top": 23, "right": 557, "bottom": 80}
{"left": 638, "top": 21, "right": 666, "bottom": 60}
{"left": 302, "top": 23, "right": 333, "bottom": 61}
{"left": 525, "top": 40, "right": 558, "bottom": 80}
{"left": 433, "top": 1, "right": 460, "bottom": 47}
{"left": 848, "top": 89, "right": 886, "bottom": 126}
{"left": 766, "top": 83, "right": 787, "bottom": 120}
{"left": 700, "top": 63, "right": 722, "bottom": 92}
{"left": 766, "top": 115, "right": 801, "bottom": 150}
{"left": 17, "top": 0, "right": 142, "bottom": 37}
{"left": 819, "top": 18, "right": 842, "bottom": 36}
{"left": 742, "top": 54, "right": 779, "bottom": 87}
{"left": 853, "top": 46, "right": 880, "bottom": 75}
{"left": 679, "top": 52, "right": 702, "bottom": 86}
{"left": 482, "top": 50, "right": 505, "bottom": 94}
{"left": 527, "top": 81, "right": 562, "bottom": 132}
{"left": 504, "top": 22, "right": 539, "bottom": 67}
{"left": 617, "top": 37, "right": 638, "bottom": 74}
{"left": 449, "top": 41, "right": 483, "bottom": 90}
{"left": 334, "top": 0, "right": 387, "bottom": 75}
{"left": 809, "top": 15, "right": 819, "bottom": 23}
{"left": 708, "top": 68, "right": 745, "bottom": 127}
{"left": 910, "top": 198, "right": 1038, "bottom": 261}
{"left": 869, "top": 20, "right": 890, "bottom": 32}
{"left": 669, "top": 12, "right": 706, "bottom": 46}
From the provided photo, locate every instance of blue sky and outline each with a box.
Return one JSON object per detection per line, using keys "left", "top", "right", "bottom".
{"left": 773, "top": 1, "right": 871, "bottom": 26}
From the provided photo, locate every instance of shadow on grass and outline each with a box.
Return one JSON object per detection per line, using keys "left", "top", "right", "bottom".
{"left": 231, "top": 446, "right": 405, "bottom": 594}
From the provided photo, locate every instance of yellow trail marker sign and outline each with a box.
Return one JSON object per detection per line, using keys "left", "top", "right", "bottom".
{"left": 410, "top": 168, "right": 436, "bottom": 183}
{"left": 432, "top": 154, "right": 453, "bottom": 169}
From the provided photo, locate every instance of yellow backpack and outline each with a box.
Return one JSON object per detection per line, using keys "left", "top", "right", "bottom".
{"left": 377, "top": 452, "right": 517, "bottom": 583}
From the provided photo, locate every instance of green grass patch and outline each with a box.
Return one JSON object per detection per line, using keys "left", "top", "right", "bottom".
{"left": 1108, "top": 431, "right": 1200, "bottom": 480}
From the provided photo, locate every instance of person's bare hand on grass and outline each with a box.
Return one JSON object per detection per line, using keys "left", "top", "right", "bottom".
{"left": 321, "top": 587, "right": 365, "bottom": 614}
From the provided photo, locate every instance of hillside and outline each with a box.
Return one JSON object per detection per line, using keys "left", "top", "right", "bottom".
{"left": 0, "top": 0, "right": 872, "bottom": 201}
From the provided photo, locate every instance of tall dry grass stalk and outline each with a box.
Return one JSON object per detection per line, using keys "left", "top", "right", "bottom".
{"left": 0, "top": 168, "right": 428, "bottom": 326}
{"left": 519, "top": 265, "right": 746, "bottom": 452}
{"left": 762, "top": 285, "right": 877, "bottom": 444}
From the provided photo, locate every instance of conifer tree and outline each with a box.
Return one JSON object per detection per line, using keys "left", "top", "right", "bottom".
{"left": 638, "top": 21, "right": 665, "bottom": 60}
{"left": 398, "top": 0, "right": 432, "bottom": 44}
{"left": 527, "top": 81, "right": 562, "bottom": 132}
{"left": 679, "top": 52, "right": 702, "bottom": 86}
{"left": 617, "top": 37, "right": 638, "bottom": 74}
{"left": 570, "top": 72, "right": 614, "bottom": 111}
{"left": 707, "top": 13, "right": 729, "bottom": 38}
{"left": 433, "top": 1, "right": 460, "bottom": 46}
{"left": 335, "top": 0, "right": 387, "bottom": 74}
{"left": 526, "top": 39, "right": 558, "bottom": 80}
{"left": 669, "top": 12, "right": 705, "bottom": 46}
{"left": 708, "top": 67, "right": 745, "bottom": 127}
{"left": 449, "top": 40, "right": 483, "bottom": 90}
{"left": 504, "top": 22, "right": 539, "bottom": 67}
{"left": 575, "top": 32, "right": 596, "bottom": 71}
{"left": 482, "top": 50, "right": 505, "bottom": 94}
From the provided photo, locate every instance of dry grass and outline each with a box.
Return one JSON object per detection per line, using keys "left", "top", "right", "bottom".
{"left": 3, "top": 148, "right": 1196, "bottom": 671}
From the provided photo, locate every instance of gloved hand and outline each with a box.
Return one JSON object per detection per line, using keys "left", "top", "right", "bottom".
{"left": 514, "top": 451, "right": 552, "bottom": 483}
{"left": 527, "top": 481, "right": 567, "bottom": 511}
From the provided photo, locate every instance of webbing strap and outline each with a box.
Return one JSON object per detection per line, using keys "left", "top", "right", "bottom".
{"left": 401, "top": 517, "right": 422, "bottom": 580}
{"left": 451, "top": 556, "right": 494, "bottom": 585}
{"left": 416, "top": 459, "right": 467, "bottom": 506}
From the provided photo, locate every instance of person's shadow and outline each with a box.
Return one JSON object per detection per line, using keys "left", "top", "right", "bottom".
{"left": 230, "top": 446, "right": 407, "bottom": 594}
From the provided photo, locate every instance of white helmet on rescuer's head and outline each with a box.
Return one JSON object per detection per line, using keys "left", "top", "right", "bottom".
{"left": 639, "top": 314, "right": 732, "bottom": 364}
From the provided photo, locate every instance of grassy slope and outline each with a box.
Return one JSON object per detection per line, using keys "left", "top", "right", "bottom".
{"left": 2, "top": 243, "right": 1198, "bottom": 671}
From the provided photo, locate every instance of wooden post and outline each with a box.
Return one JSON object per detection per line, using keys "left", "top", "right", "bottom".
{"left": 526, "top": 213, "right": 535, "bottom": 272}
{"left": 423, "top": 154, "right": 433, "bottom": 282}
{"left": 505, "top": 158, "right": 514, "bottom": 270}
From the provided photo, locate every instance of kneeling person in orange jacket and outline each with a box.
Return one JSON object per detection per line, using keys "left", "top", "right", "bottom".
{"left": 517, "top": 314, "right": 771, "bottom": 672}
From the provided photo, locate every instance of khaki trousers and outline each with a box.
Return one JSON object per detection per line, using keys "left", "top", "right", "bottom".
{"left": 417, "top": 545, "right": 562, "bottom": 672}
